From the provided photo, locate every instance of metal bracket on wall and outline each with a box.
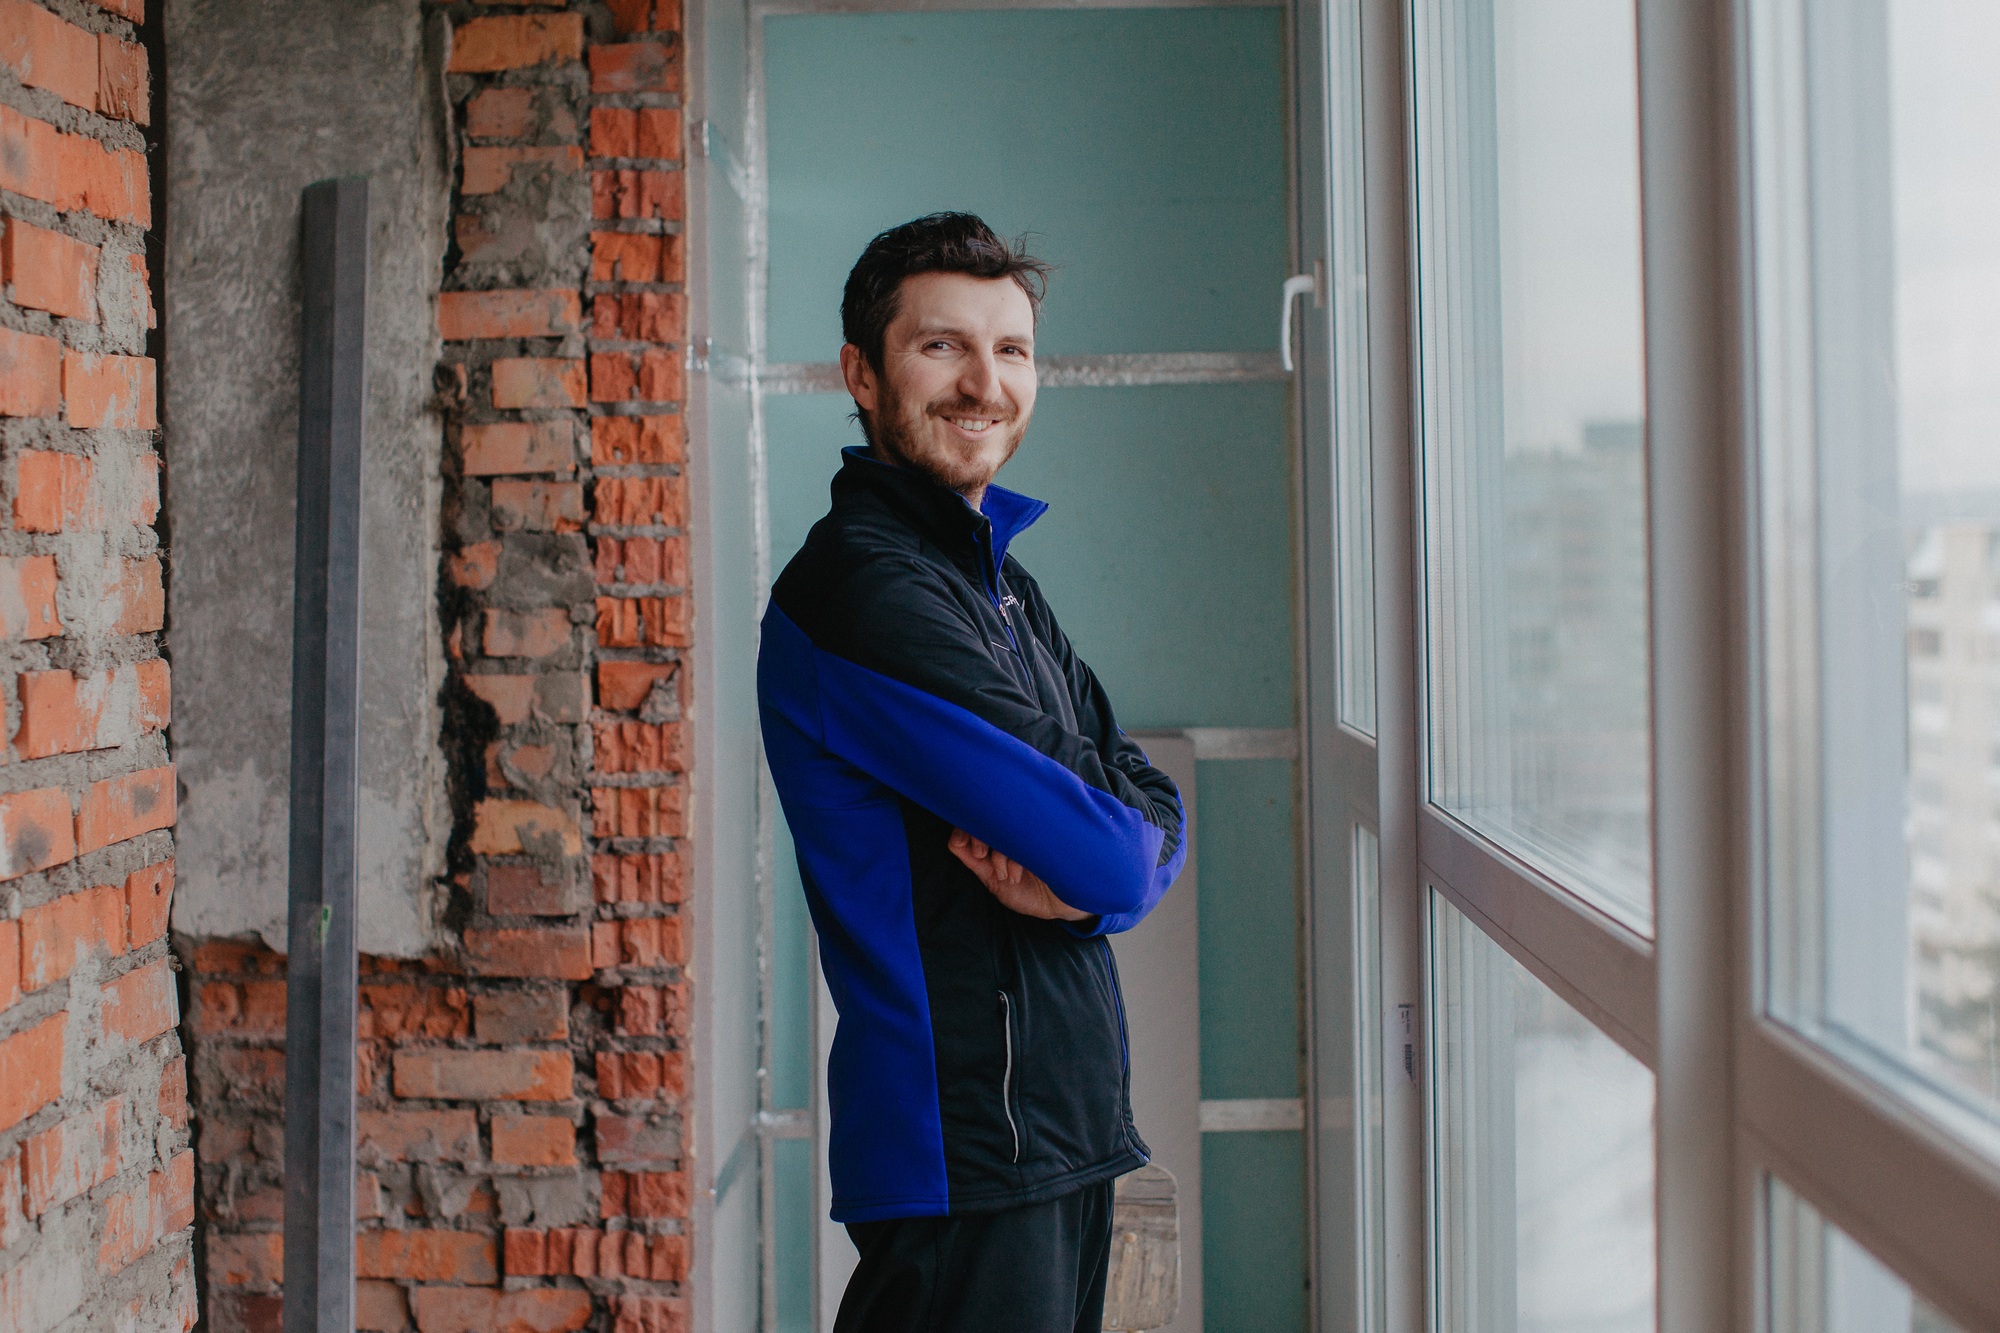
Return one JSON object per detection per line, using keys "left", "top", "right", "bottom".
{"left": 281, "top": 177, "right": 368, "bottom": 1333}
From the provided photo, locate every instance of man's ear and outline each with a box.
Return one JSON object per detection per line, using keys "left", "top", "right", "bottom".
{"left": 839, "top": 343, "right": 878, "bottom": 414}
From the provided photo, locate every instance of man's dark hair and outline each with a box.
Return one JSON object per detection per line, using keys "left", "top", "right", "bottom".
{"left": 841, "top": 213, "right": 1050, "bottom": 373}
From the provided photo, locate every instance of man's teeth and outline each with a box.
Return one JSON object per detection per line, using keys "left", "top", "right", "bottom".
{"left": 949, "top": 418, "right": 995, "bottom": 431}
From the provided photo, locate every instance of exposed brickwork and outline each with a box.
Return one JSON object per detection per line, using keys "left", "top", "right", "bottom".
{"left": 183, "top": 5, "right": 692, "bottom": 1329}
{"left": 0, "top": 3, "right": 188, "bottom": 1328}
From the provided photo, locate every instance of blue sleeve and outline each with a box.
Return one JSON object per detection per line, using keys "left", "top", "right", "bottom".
{"left": 761, "top": 568, "right": 1184, "bottom": 925}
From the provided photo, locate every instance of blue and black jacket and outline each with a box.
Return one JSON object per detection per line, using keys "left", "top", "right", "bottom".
{"left": 758, "top": 447, "right": 1187, "bottom": 1223}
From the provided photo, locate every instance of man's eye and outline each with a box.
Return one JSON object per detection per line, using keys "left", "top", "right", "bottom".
{"left": 926, "top": 340, "right": 953, "bottom": 352}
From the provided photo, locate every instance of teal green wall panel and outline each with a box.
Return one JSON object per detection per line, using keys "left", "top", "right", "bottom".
{"left": 1197, "top": 758, "right": 1302, "bottom": 1101}
{"left": 763, "top": 8, "right": 1286, "bottom": 361}
{"left": 774, "top": 1137, "right": 815, "bottom": 1332}
{"left": 1203, "top": 1131, "right": 1310, "bottom": 1332}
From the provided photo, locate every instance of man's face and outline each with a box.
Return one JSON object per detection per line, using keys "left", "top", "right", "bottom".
{"left": 840, "top": 271, "right": 1038, "bottom": 500}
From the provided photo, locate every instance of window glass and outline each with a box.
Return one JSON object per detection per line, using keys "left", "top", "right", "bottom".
{"left": 1753, "top": 0, "right": 2000, "bottom": 1133}
{"left": 1329, "top": 0, "right": 1375, "bottom": 736}
{"left": 1767, "top": 1178, "right": 1967, "bottom": 1333}
{"left": 1431, "top": 894, "right": 1656, "bottom": 1332}
{"left": 1410, "top": 0, "right": 1654, "bottom": 928}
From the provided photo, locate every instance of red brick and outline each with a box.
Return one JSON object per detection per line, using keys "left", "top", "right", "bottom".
{"left": 2, "top": 216, "right": 98, "bottom": 320}
{"left": 592, "top": 784, "right": 688, "bottom": 836}
{"left": 594, "top": 721, "right": 687, "bottom": 774}
{"left": 76, "top": 764, "right": 176, "bottom": 853}
{"left": 482, "top": 606, "right": 572, "bottom": 658}
{"left": 596, "top": 536, "right": 687, "bottom": 588}
{"left": 591, "top": 231, "right": 682, "bottom": 283}
{"left": 491, "top": 479, "right": 583, "bottom": 533}
{"left": 611, "top": 914, "right": 683, "bottom": 967}
{"left": 615, "top": 985, "right": 662, "bottom": 1036}
{"left": 485, "top": 862, "right": 569, "bottom": 916}
{"left": 0, "top": 0, "right": 98, "bottom": 110}
{"left": 0, "top": 1013, "right": 64, "bottom": 1131}
{"left": 207, "top": 1232, "right": 282, "bottom": 1288}
{"left": 593, "top": 168, "right": 684, "bottom": 222}
{"left": 595, "top": 595, "right": 690, "bottom": 650}
{"left": 590, "top": 108, "right": 637, "bottom": 159}
{"left": 158, "top": 1054, "right": 187, "bottom": 1129}
{"left": 0, "top": 555, "right": 59, "bottom": 642}
{"left": 591, "top": 852, "right": 682, "bottom": 905}
{"left": 462, "top": 145, "right": 584, "bottom": 195}
{"left": 14, "top": 449, "right": 92, "bottom": 531}
{"left": 16, "top": 660, "right": 170, "bottom": 758}
{"left": 465, "top": 87, "right": 536, "bottom": 141}
{"left": 591, "top": 415, "right": 683, "bottom": 468}
{"left": 446, "top": 14, "right": 584, "bottom": 73}
{"left": 611, "top": 1295, "right": 687, "bottom": 1333}
{"left": 0, "top": 1150, "right": 22, "bottom": 1249}
{"left": 97, "top": 33, "right": 148, "bottom": 124}
{"left": 357, "top": 1280, "right": 410, "bottom": 1333}
{"left": 599, "top": 1168, "right": 689, "bottom": 1217}
{"left": 357, "top": 1229, "right": 497, "bottom": 1283}
{"left": 358, "top": 984, "right": 470, "bottom": 1041}
{"left": 589, "top": 42, "right": 678, "bottom": 94}
{"left": 126, "top": 860, "right": 173, "bottom": 947}
{"left": 440, "top": 289, "right": 581, "bottom": 341}
{"left": 595, "top": 474, "right": 687, "bottom": 527}
{"left": 98, "top": 1149, "right": 194, "bottom": 1274}
{"left": 0, "top": 326, "right": 62, "bottom": 418}
{"left": 101, "top": 957, "right": 176, "bottom": 1044}
{"left": 392, "top": 1048, "right": 572, "bottom": 1101}
{"left": 590, "top": 349, "right": 684, "bottom": 404}
{"left": 0, "top": 919, "right": 16, "bottom": 1013}
{"left": 190, "top": 938, "right": 282, "bottom": 976}
{"left": 465, "top": 926, "right": 593, "bottom": 980}
{"left": 491, "top": 1115, "right": 576, "bottom": 1166}
{"left": 464, "top": 673, "right": 533, "bottom": 725}
{"left": 606, "top": 0, "right": 680, "bottom": 35}
{"left": 192, "top": 978, "right": 285, "bottom": 1038}
{"left": 596, "top": 660, "right": 677, "bottom": 711}
{"left": 0, "top": 109, "right": 148, "bottom": 226}
{"left": 410, "top": 1288, "right": 591, "bottom": 1333}
{"left": 491, "top": 356, "right": 586, "bottom": 409}
{"left": 591, "top": 293, "right": 687, "bottom": 345}
{"left": 115, "top": 555, "right": 167, "bottom": 633}
{"left": 357, "top": 1108, "right": 481, "bottom": 1164}
{"left": 21, "top": 881, "right": 124, "bottom": 989}
{"left": 474, "top": 990, "right": 569, "bottom": 1046}
{"left": 503, "top": 1226, "right": 547, "bottom": 1277}
{"left": 447, "top": 541, "right": 499, "bottom": 590}
{"left": 22, "top": 1095, "right": 121, "bottom": 1216}
{"left": 63, "top": 351, "right": 157, "bottom": 428}
{"left": 0, "top": 786, "right": 76, "bottom": 879}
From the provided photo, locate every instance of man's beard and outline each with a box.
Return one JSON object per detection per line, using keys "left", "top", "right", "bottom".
{"left": 867, "top": 378, "right": 1027, "bottom": 498}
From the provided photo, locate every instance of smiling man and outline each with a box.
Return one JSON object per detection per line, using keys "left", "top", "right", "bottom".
{"left": 756, "top": 213, "right": 1187, "bottom": 1332}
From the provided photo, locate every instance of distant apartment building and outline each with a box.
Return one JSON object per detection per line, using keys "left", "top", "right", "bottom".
{"left": 1905, "top": 514, "right": 2000, "bottom": 1102}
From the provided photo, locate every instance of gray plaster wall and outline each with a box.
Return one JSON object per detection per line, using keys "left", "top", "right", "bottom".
{"left": 165, "top": 0, "right": 451, "bottom": 956}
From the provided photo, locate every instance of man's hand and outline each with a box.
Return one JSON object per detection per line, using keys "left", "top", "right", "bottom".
{"left": 948, "top": 829, "right": 1093, "bottom": 923}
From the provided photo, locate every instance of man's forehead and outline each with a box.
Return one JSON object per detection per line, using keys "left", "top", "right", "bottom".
{"left": 894, "top": 272, "right": 1035, "bottom": 334}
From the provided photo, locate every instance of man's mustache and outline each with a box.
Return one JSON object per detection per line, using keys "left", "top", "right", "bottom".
{"left": 926, "top": 395, "right": 1017, "bottom": 423}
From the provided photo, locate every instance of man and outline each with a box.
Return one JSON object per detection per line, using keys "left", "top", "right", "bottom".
{"left": 757, "top": 212, "right": 1186, "bottom": 1332}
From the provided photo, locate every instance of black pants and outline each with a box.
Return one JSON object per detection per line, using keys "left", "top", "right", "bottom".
{"left": 833, "top": 1182, "right": 1115, "bottom": 1333}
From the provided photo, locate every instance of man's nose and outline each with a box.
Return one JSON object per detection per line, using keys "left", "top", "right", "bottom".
{"left": 959, "top": 349, "right": 1004, "bottom": 406}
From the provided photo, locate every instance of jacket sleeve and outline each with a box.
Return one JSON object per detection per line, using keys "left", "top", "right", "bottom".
{"left": 1015, "top": 571, "right": 1184, "bottom": 936}
{"left": 769, "top": 556, "right": 1184, "bottom": 924}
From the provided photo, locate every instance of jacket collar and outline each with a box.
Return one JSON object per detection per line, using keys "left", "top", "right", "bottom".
{"left": 834, "top": 444, "right": 1049, "bottom": 574}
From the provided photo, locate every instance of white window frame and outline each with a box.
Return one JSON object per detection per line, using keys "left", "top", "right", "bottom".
{"left": 1302, "top": 1, "right": 2000, "bottom": 1331}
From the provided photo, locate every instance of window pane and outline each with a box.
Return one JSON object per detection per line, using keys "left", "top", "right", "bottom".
{"left": 1431, "top": 894, "right": 1656, "bottom": 1332}
{"left": 1411, "top": 0, "right": 1654, "bottom": 928}
{"left": 1754, "top": 0, "right": 2000, "bottom": 1136}
{"left": 1768, "top": 1178, "right": 1967, "bottom": 1333}
{"left": 1329, "top": 0, "right": 1376, "bottom": 735}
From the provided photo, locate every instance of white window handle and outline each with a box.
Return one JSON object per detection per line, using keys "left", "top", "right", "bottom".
{"left": 1279, "top": 271, "right": 1319, "bottom": 373}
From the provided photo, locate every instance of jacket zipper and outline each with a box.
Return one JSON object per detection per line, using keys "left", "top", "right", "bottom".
{"left": 998, "top": 991, "right": 1022, "bottom": 1163}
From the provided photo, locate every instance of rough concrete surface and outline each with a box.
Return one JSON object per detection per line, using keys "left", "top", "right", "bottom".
{"left": 164, "top": 0, "right": 451, "bottom": 955}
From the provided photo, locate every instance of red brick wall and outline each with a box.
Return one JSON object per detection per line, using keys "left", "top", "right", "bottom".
{"left": 0, "top": 0, "right": 193, "bottom": 1330}
{"left": 185, "top": 4, "right": 693, "bottom": 1331}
